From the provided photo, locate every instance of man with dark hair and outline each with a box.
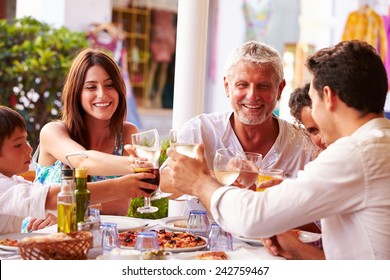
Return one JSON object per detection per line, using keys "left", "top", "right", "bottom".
{"left": 167, "top": 40, "right": 390, "bottom": 259}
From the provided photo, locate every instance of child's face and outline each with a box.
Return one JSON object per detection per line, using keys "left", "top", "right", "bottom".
{"left": 0, "top": 127, "right": 32, "bottom": 177}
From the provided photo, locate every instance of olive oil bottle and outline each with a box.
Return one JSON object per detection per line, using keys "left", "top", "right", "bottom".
{"left": 75, "top": 168, "right": 90, "bottom": 224}
{"left": 57, "top": 166, "right": 77, "bottom": 233}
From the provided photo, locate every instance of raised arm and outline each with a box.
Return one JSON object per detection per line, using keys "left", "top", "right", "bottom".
{"left": 37, "top": 122, "right": 135, "bottom": 176}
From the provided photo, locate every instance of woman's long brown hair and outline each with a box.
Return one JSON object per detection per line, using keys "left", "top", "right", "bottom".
{"left": 61, "top": 48, "right": 127, "bottom": 149}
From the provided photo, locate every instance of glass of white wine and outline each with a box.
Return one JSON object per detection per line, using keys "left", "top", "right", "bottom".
{"left": 168, "top": 128, "right": 198, "bottom": 158}
{"left": 213, "top": 148, "right": 242, "bottom": 185}
{"left": 169, "top": 128, "right": 199, "bottom": 200}
{"left": 131, "top": 129, "right": 161, "bottom": 213}
{"left": 239, "top": 152, "right": 262, "bottom": 189}
{"left": 256, "top": 168, "right": 284, "bottom": 192}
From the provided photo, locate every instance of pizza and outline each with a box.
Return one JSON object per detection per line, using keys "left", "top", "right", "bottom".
{"left": 119, "top": 229, "right": 206, "bottom": 249}
{"left": 196, "top": 251, "right": 228, "bottom": 260}
{"left": 0, "top": 238, "right": 19, "bottom": 247}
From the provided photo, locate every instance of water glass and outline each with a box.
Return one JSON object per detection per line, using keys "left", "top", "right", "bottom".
{"left": 89, "top": 208, "right": 101, "bottom": 222}
{"left": 187, "top": 210, "right": 210, "bottom": 238}
{"left": 134, "top": 231, "right": 160, "bottom": 252}
{"left": 101, "top": 222, "right": 120, "bottom": 251}
{"left": 208, "top": 223, "right": 233, "bottom": 251}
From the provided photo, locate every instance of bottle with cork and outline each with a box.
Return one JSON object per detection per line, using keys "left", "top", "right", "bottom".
{"left": 74, "top": 168, "right": 90, "bottom": 224}
{"left": 57, "top": 166, "right": 77, "bottom": 233}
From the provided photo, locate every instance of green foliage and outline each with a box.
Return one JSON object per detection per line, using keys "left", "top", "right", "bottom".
{"left": 128, "top": 197, "right": 168, "bottom": 219}
{"left": 0, "top": 17, "right": 88, "bottom": 150}
{"left": 158, "top": 138, "right": 170, "bottom": 166}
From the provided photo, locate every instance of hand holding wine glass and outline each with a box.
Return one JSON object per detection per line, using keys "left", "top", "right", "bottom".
{"left": 131, "top": 129, "right": 161, "bottom": 213}
{"left": 168, "top": 128, "right": 199, "bottom": 201}
{"left": 213, "top": 148, "right": 242, "bottom": 185}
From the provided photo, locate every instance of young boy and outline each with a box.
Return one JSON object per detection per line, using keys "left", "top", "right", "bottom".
{"left": 0, "top": 106, "right": 157, "bottom": 234}
{"left": 0, "top": 105, "right": 59, "bottom": 234}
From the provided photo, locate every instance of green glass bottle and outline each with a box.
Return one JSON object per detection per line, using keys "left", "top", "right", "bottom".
{"left": 57, "top": 167, "right": 77, "bottom": 233}
{"left": 74, "top": 168, "right": 90, "bottom": 224}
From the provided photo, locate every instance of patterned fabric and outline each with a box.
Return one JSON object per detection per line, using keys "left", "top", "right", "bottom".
{"left": 342, "top": 6, "right": 387, "bottom": 61}
{"left": 242, "top": 0, "right": 272, "bottom": 42}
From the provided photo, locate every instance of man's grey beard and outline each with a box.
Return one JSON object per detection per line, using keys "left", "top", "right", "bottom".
{"left": 235, "top": 110, "right": 268, "bottom": 126}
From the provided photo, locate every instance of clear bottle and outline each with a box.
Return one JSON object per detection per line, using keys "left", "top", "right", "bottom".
{"left": 57, "top": 166, "right": 77, "bottom": 233}
{"left": 74, "top": 168, "right": 90, "bottom": 224}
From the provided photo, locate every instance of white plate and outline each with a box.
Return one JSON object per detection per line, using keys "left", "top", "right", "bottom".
{"left": 235, "top": 236, "right": 263, "bottom": 246}
{"left": 96, "top": 249, "right": 142, "bottom": 260}
{"left": 169, "top": 250, "right": 254, "bottom": 260}
{"left": 0, "top": 233, "right": 48, "bottom": 251}
{"left": 236, "top": 230, "right": 321, "bottom": 246}
{"left": 160, "top": 216, "right": 188, "bottom": 232}
{"left": 100, "top": 215, "right": 148, "bottom": 232}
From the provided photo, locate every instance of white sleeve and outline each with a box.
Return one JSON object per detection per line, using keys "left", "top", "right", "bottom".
{"left": 210, "top": 140, "right": 365, "bottom": 238}
{"left": 0, "top": 174, "right": 49, "bottom": 219}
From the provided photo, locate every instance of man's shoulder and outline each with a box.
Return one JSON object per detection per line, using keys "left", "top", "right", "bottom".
{"left": 185, "top": 111, "right": 231, "bottom": 126}
{"left": 277, "top": 117, "right": 319, "bottom": 151}
{"left": 278, "top": 117, "right": 306, "bottom": 137}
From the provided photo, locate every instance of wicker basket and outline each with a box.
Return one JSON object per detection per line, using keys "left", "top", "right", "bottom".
{"left": 18, "top": 231, "right": 93, "bottom": 260}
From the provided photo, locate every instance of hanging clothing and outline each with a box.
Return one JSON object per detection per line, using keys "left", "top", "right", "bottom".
{"left": 242, "top": 0, "right": 272, "bottom": 42}
{"left": 382, "top": 15, "right": 390, "bottom": 88}
{"left": 342, "top": 6, "right": 387, "bottom": 61}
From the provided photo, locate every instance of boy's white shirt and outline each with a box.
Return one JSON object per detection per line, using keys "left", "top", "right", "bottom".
{"left": 0, "top": 173, "right": 49, "bottom": 234}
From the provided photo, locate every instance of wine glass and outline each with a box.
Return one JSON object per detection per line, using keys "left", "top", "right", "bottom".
{"left": 169, "top": 128, "right": 199, "bottom": 200}
{"left": 169, "top": 128, "right": 198, "bottom": 158}
{"left": 213, "top": 148, "right": 242, "bottom": 185}
{"left": 131, "top": 129, "right": 161, "bottom": 213}
{"left": 256, "top": 168, "right": 284, "bottom": 192}
{"left": 238, "top": 152, "right": 262, "bottom": 189}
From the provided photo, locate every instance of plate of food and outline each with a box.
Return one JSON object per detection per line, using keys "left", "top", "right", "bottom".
{"left": 100, "top": 215, "right": 148, "bottom": 232}
{"left": 236, "top": 230, "right": 321, "bottom": 246}
{"left": 159, "top": 216, "right": 188, "bottom": 232}
{"left": 0, "top": 233, "right": 48, "bottom": 252}
{"left": 119, "top": 229, "right": 208, "bottom": 252}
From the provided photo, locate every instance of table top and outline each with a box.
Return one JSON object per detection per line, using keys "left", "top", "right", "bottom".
{"left": 0, "top": 216, "right": 284, "bottom": 260}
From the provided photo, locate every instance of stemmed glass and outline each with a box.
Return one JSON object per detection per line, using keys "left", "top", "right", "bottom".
{"left": 169, "top": 128, "right": 199, "bottom": 200}
{"left": 238, "top": 152, "right": 262, "bottom": 189}
{"left": 213, "top": 148, "right": 242, "bottom": 185}
{"left": 169, "top": 128, "right": 198, "bottom": 158}
{"left": 131, "top": 129, "right": 161, "bottom": 213}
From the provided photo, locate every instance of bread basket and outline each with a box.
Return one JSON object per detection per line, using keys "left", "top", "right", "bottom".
{"left": 18, "top": 231, "right": 92, "bottom": 260}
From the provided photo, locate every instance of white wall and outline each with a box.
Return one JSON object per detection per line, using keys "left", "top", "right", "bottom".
{"left": 205, "top": 0, "right": 245, "bottom": 113}
{"left": 16, "top": 0, "right": 65, "bottom": 28}
{"left": 16, "top": 0, "right": 111, "bottom": 31}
